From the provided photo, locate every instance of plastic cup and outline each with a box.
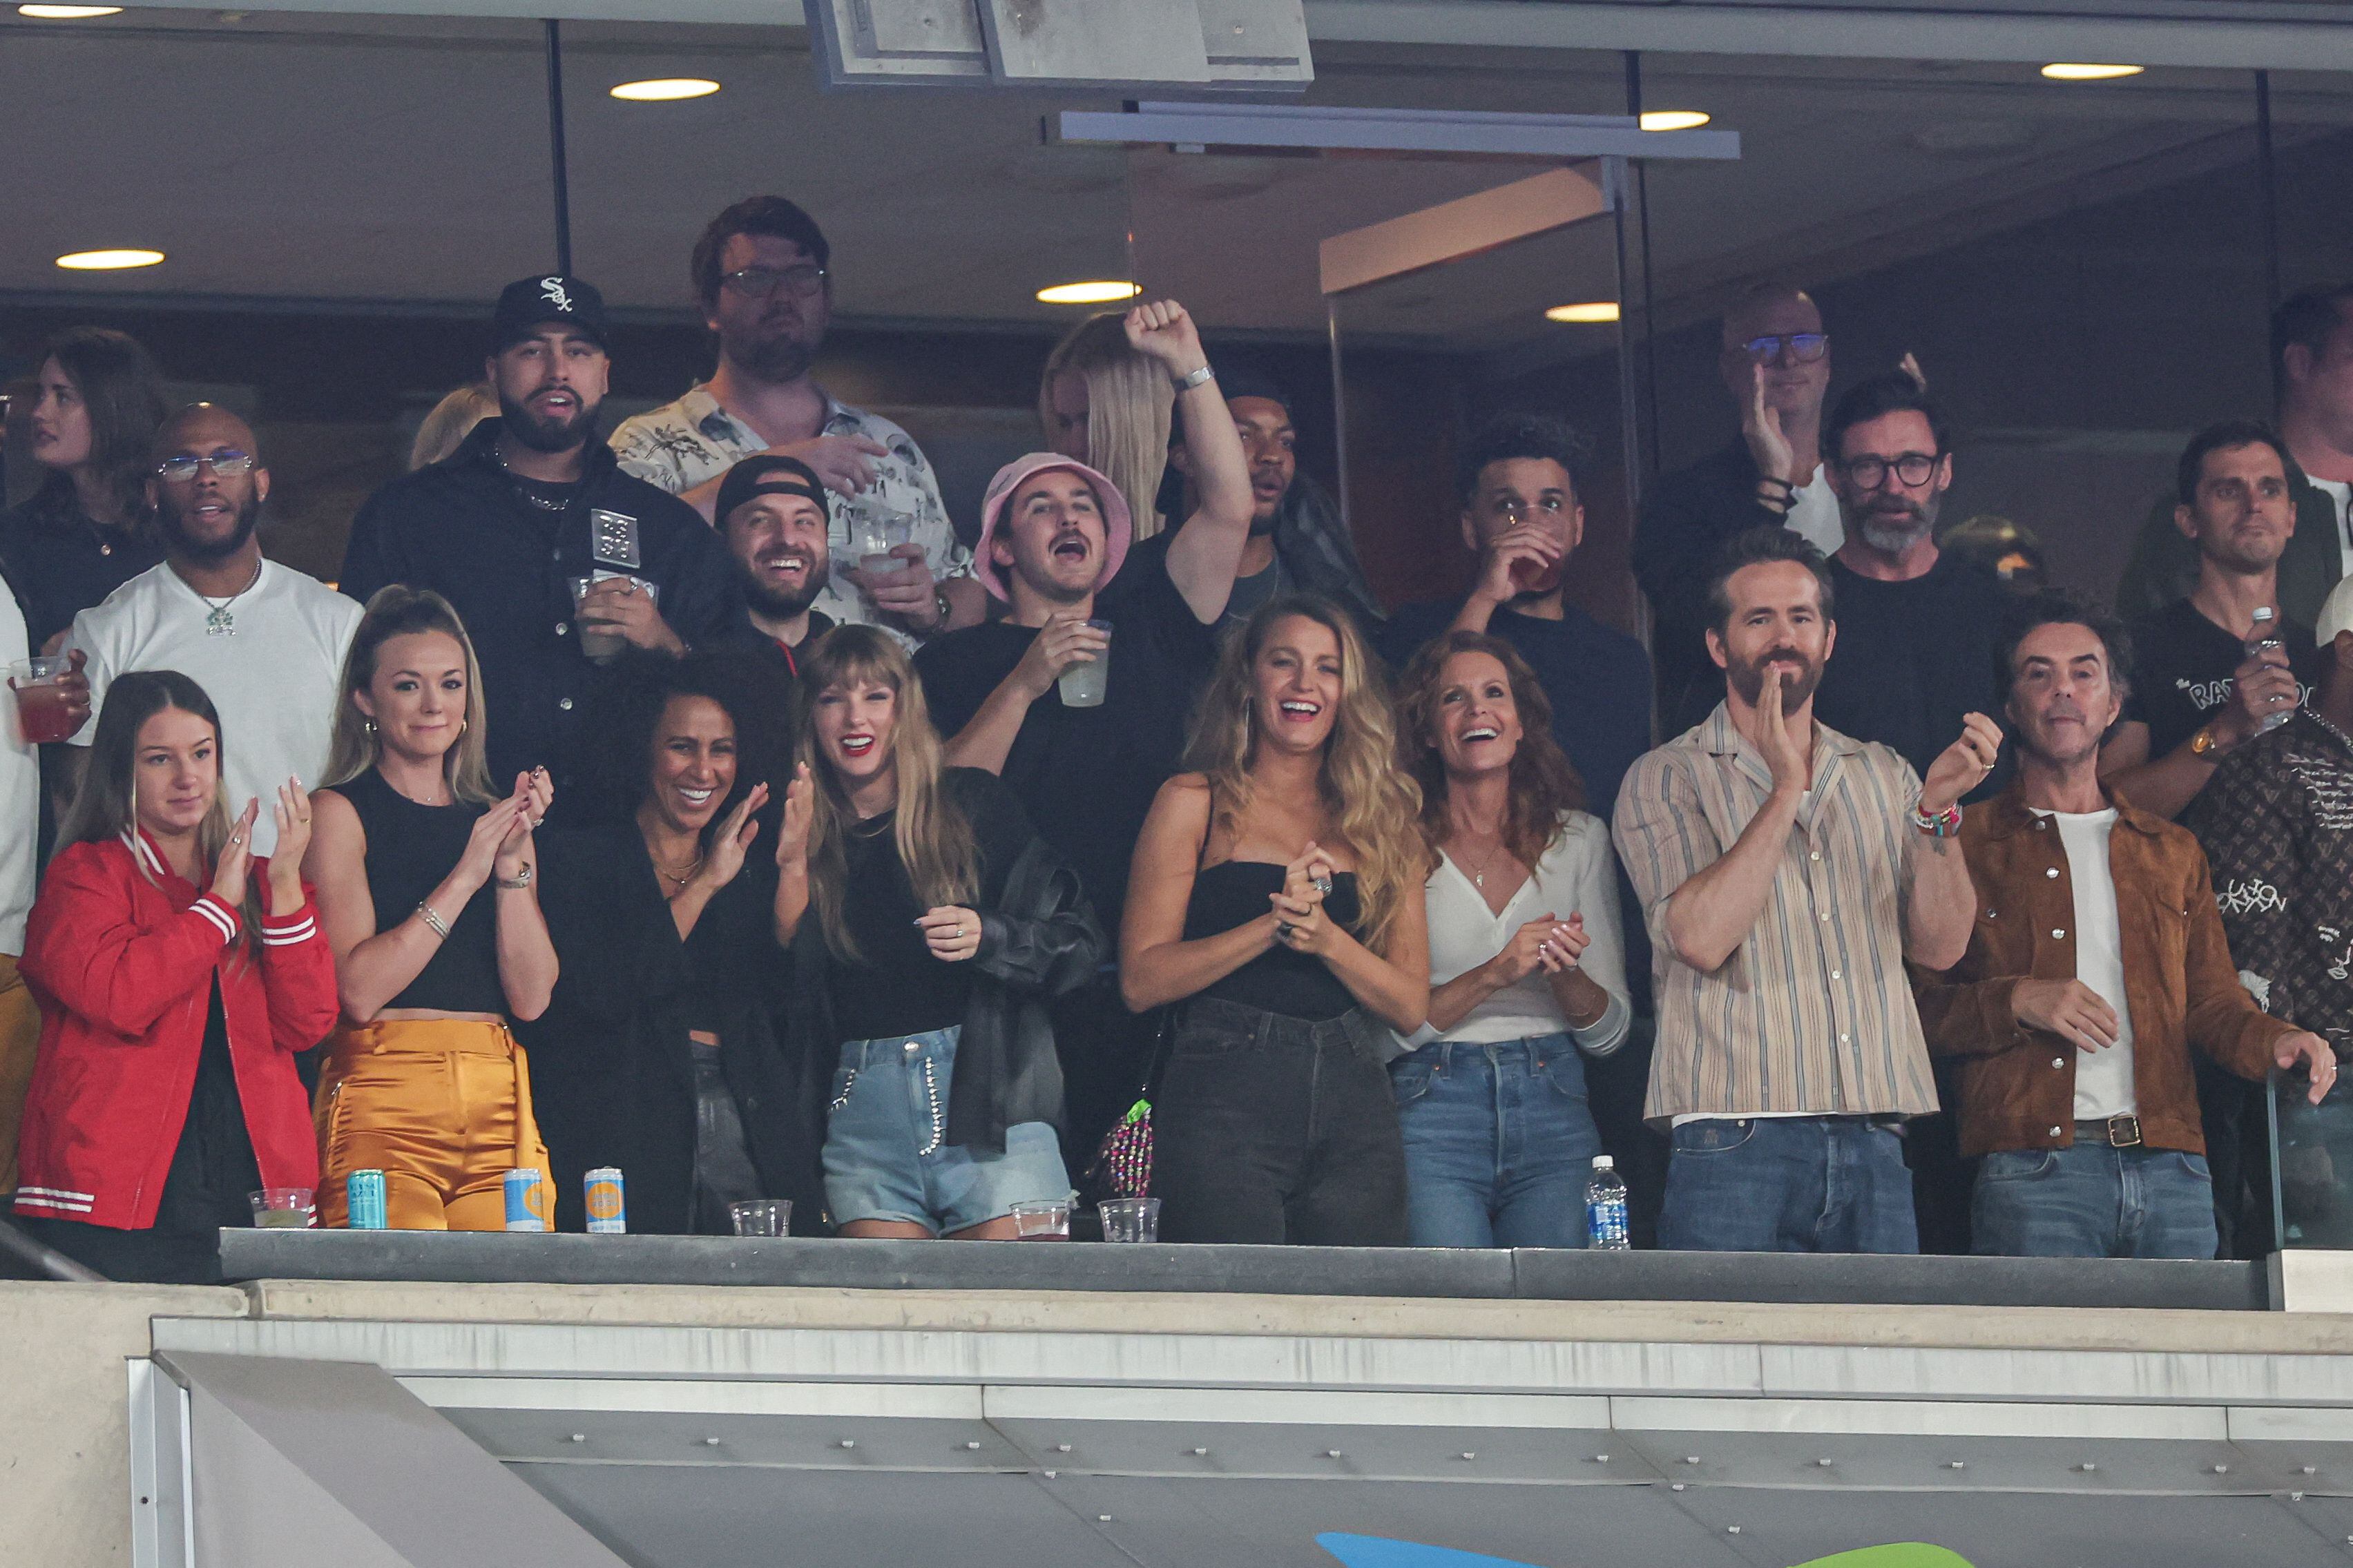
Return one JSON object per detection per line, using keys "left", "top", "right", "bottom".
{"left": 1010, "top": 1199, "right": 1071, "bottom": 1239}
{"left": 1055, "top": 620, "right": 1113, "bottom": 708}
{"left": 9, "top": 655, "right": 75, "bottom": 744}
{"left": 570, "top": 573, "right": 657, "bottom": 664}
{"left": 1096, "top": 1197, "right": 1160, "bottom": 1243}
{"left": 248, "top": 1187, "right": 316, "bottom": 1229}
{"left": 730, "top": 1199, "right": 791, "bottom": 1237}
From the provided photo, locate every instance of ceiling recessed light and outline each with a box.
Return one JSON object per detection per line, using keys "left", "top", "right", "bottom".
{"left": 1639, "top": 110, "right": 1711, "bottom": 132}
{"left": 55, "top": 248, "right": 164, "bottom": 271}
{"left": 609, "top": 77, "right": 720, "bottom": 101}
{"left": 1037, "top": 280, "right": 1142, "bottom": 305}
{"left": 1545, "top": 302, "right": 1620, "bottom": 324}
{"left": 19, "top": 4, "right": 124, "bottom": 15}
{"left": 2040, "top": 63, "right": 2143, "bottom": 80}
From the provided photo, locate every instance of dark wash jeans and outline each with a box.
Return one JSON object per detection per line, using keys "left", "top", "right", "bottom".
{"left": 1971, "top": 1143, "right": 2218, "bottom": 1259}
{"left": 1658, "top": 1114, "right": 1919, "bottom": 1254}
{"left": 1153, "top": 996, "right": 1408, "bottom": 1246}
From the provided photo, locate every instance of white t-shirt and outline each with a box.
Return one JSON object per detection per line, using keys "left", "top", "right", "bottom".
{"left": 2307, "top": 474, "right": 2352, "bottom": 583}
{"left": 2035, "top": 807, "right": 2138, "bottom": 1120}
{"left": 0, "top": 589, "right": 39, "bottom": 953}
{"left": 1785, "top": 463, "right": 1846, "bottom": 559}
{"left": 65, "top": 559, "right": 363, "bottom": 855}
{"left": 1408, "top": 811, "right": 1631, "bottom": 1052}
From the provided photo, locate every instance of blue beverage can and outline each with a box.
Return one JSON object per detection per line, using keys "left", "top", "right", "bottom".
{"left": 345, "top": 1169, "right": 388, "bottom": 1231}
{"left": 503, "top": 1167, "right": 548, "bottom": 1232}
{"left": 584, "top": 1167, "right": 627, "bottom": 1234}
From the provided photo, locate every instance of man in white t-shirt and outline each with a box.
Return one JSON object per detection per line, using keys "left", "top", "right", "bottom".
{"left": 1914, "top": 592, "right": 2336, "bottom": 1258}
{"left": 64, "top": 405, "right": 361, "bottom": 855}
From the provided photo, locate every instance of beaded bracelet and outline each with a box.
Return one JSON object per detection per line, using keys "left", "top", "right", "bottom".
{"left": 1908, "top": 800, "right": 1962, "bottom": 838}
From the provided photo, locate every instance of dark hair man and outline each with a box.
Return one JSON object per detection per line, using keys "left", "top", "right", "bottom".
{"left": 1613, "top": 526, "right": 1998, "bottom": 1255}
{"left": 608, "top": 196, "right": 980, "bottom": 643}
{"left": 2100, "top": 422, "right": 2318, "bottom": 822}
{"left": 713, "top": 454, "right": 836, "bottom": 684}
{"left": 1914, "top": 592, "right": 2334, "bottom": 1259}
{"left": 1809, "top": 372, "right": 2010, "bottom": 801}
{"left": 342, "top": 275, "right": 735, "bottom": 800}
{"left": 1376, "top": 413, "right": 1651, "bottom": 822}
{"left": 2118, "top": 284, "right": 2353, "bottom": 628}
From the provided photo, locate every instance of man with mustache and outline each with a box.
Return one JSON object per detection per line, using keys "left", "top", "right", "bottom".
{"left": 1912, "top": 593, "right": 2334, "bottom": 1258}
{"left": 1810, "top": 371, "right": 2010, "bottom": 802}
{"left": 342, "top": 275, "right": 735, "bottom": 801}
{"left": 64, "top": 403, "right": 361, "bottom": 854}
{"left": 609, "top": 196, "right": 980, "bottom": 643}
{"left": 1613, "top": 526, "right": 1999, "bottom": 1253}
{"left": 713, "top": 454, "right": 836, "bottom": 686}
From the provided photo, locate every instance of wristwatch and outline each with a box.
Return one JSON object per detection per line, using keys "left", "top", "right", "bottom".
{"left": 2189, "top": 725, "right": 2225, "bottom": 759}
{"left": 1172, "top": 364, "right": 1216, "bottom": 393}
{"left": 495, "top": 866, "right": 535, "bottom": 889}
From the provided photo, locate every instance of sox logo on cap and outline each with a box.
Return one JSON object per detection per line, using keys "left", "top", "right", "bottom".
{"left": 540, "top": 277, "right": 574, "bottom": 312}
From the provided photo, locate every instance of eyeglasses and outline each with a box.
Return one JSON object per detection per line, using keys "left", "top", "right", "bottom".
{"left": 721, "top": 264, "right": 827, "bottom": 301}
{"left": 154, "top": 450, "right": 255, "bottom": 481}
{"left": 1840, "top": 452, "right": 1939, "bottom": 489}
{"left": 1737, "top": 333, "right": 1829, "bottom": 365}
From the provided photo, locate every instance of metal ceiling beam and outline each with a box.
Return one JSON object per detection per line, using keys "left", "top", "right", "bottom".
{"left": 1055, "top": 102, "right": 1739, "bottom": 162}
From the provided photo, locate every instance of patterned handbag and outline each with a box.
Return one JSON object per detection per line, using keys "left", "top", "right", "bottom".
{"left": 1082, "top": 1008, "right": 1175, "bottom": 1202}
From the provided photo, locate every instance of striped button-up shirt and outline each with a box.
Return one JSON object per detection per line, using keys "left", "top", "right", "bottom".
{"left": 1613, "top": 703, "right": 1941, "bottom": 1123}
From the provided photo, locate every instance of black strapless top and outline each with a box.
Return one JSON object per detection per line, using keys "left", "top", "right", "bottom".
{"left": 1182, "top": 860, "right": 1362, "bottom": 1023}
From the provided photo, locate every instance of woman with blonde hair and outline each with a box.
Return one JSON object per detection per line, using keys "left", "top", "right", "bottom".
{"left": 1122, "top": 594, "right": 1430, "bottom": 1244}
{"left": 302, "top": 585, "right": 559, "bottom": 1229}
{"left": 409, "top": 383, "right": 499, "bottom": 472}
{"left": 777, "top": 623, "right": 1101, "bottom": 1239}
{"left": 1039, "top": 308, "right": 1177, "bottom": 539}
{"left": 1390, "top": 630, "right": 1629, "bottom": 1249}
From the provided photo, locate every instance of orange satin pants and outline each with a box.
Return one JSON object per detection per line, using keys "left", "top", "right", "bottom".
{"left": 314, "top": 1016, "right": 552, "bottom": 1231}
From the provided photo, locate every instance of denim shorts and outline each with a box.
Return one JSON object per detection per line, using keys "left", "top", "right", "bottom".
{"left": 822, "top": 1025, "right": 1071, "bottom": 1235}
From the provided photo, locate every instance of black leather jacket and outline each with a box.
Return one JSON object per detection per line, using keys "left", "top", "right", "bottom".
{"left": 786, "top": 768, "right": 1104, "bottom": 1158}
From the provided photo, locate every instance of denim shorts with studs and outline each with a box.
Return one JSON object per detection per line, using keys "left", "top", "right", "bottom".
{"left": 822, "top": 1025, "right": 1070, "bottom": 1235}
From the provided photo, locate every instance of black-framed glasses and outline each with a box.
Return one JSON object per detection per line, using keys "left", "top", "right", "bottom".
{"left": 722, "top": 264, "right": 827, "bottom": 301}
{"left": 1738, "top": 332, "right": 1829, "bottom": 365}
{"left": 155, "top": 450, "right": 255, "bottom": 481}
{"left": 1840, "top": 452, "right": 1939, "bottom": 489}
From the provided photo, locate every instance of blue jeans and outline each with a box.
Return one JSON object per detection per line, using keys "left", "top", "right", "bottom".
{"left": 1970, "top": 1143, "right": 2218, "bottom": 1259}
{"left": 1391, "top": 1034, "right": 1602, "bottom": 1249}
{"left": 1658, "top": 1116, "right": 1919, "bottom": 1254}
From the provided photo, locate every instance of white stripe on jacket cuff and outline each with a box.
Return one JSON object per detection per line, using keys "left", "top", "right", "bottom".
{"left": 261, "top": 914, "right": 316, "bottom": 947}
{"left": 189, "top": 897, "right": 240, "bottom": 944}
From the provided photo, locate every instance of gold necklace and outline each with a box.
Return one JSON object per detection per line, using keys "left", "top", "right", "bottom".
{"left": 652, "top": 852, "right": 704, "bottom": 891}
{"left": 1455, "top": 831, "right": 1510, "bottom": 890}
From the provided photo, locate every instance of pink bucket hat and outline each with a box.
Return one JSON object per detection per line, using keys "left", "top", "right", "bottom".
{"left": 972, "top": 452, "right": 1133, "bottom": 602}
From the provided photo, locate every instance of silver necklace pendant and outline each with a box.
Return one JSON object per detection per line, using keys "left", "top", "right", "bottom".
{"left": 204, "top": 603, "right": 237, "bottom": 636}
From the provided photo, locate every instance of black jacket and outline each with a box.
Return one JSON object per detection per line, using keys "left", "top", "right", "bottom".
{"left": 340, "top": 419, "right": 739, "bottom": 796}
{"left": 2115, "top": 459, "right": 2343, "bottom": 630}
{"left": 785, "top": 768, "right": 1104, "bottom": 1156}
{"left": 524, "top": 825, "right": 825, "bottom": 1235}
{"left": 1633, "top": 438, "right": 1787, "bottom": 733}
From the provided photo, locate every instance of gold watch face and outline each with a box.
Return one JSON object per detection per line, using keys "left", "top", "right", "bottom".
{"left": 2191, "top": 728, "right": 2218, "bottom": 756}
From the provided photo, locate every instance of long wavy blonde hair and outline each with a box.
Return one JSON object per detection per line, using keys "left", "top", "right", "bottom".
{"left": 1039, "top": 311, "right": 1172, "bottom": 540}
{"left": 795, "top": 625, "right": 979, "bottom": 964}
{"left": 323, "top": 586, "right": 497, "bottom": 804}
{"left": 1182, "top": 595, "right": 1428, "bottom": 950}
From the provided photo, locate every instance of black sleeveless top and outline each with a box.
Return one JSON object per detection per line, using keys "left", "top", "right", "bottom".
{"left": 1183, "top": 861, "right": 1363, "bottom": 1022}
{"left": 328, "top": 768, "right": 507, "bottom": 1014}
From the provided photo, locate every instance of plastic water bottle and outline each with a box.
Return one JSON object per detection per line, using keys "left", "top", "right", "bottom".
{"left": 2246, "top": 606, "right": 2294, "bottom": 736}
{"left": 1584, "top": 1155, "right": 1630, "bottom": 1251}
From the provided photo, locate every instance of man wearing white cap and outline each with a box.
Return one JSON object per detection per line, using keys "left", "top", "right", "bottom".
{"left": 914, "top": 298, "right": 1253, "bottom": 1160}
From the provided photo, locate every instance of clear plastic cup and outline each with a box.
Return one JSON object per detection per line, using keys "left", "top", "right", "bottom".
{"left": 1055, "top": 621, "right": 1113, "bottom": 708}
{"left": 730, "top": 1199, "right": 791, "bottom": 1237}
{"left": 1010, "top": 1199, "right": 1071, "bottom": 1239}
{"left": 847, "top": 502, "right": 918, "bottom": 578}
{"left": 1096, "top": 1196, "right": 1160, "bottom": 1243}
{"left": 570, "top": 572, "right": 658, "bottom": 664}
{"left": 9, "top": 655, "right": 76, "bottom": 744}
{"left": 247, "top": 1187, "right": 316, "bottom": 1229}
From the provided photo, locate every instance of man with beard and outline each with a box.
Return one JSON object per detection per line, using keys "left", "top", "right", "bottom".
{"left": 1613, "top": 526, "right": 1999, "bottom": 1253}
{"left": 1809, "top": 372, "right": 2009, "bottom": 801}
{"left": 712, "top": 454, "right": 836, "bottom": 687}
{"left": 609, "top": 196, "right": 980, "bottom": 643}
{"left": 342, "top": 275, "right": 733, "bottom": 797}
{"left": 914, "top": 300, "right": 1253, "bottom": 1165}
{"left": 2100, "top": 422, "right": 2318, "bottom": 822}
{"left": 64, "top": 403, "right": 361, "bottom": 853}
{"left": 1912, "top": 593, "right": 2334, "bottom": 1258}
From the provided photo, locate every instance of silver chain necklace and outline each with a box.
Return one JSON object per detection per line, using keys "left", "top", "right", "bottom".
{"left": 495, "top": 445, "right": 573, "bottom": 514}
{"left": 195, "top": 557, "right": 264, "bottom": 636}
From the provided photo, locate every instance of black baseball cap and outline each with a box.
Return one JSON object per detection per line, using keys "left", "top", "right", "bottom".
{"left": 715, "top": 454, "right": 829, "bottom": 528}
{"left": 492, "top": 274, "right": 610, "bottom": 351}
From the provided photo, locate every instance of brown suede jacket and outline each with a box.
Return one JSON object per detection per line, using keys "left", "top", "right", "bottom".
{"left": 1910, "top": 784, "right": 2293, "bottom": 1158}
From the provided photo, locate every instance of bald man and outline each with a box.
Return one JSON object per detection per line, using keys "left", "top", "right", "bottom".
{"left": 1634, "top": 284, "right": 1844, "bottom": 733}
{"left": 62, "top": 404, "right": 361, "bottom": 853}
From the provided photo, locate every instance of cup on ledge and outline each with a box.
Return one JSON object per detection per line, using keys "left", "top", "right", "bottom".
{"left": 1055, "top": 621, "right": 1113, "bottom": 709}
{"left": 570, "top": 572, "right": 658, "bottom": 664}
{"left": 1009, "top": 1199, "right": 1071, "bottom": 1240}
{"left": 9, "top": 655, "right": 77, "bottom": 744}
{"left": 1095, "top": 1196, "right": 1160, "bottom": 1243}
{"left": 247, "top": 1187, "right": 316, "bottom": 1230}
{"left": 729, "top": 1199, "right": 791, "bottom": 1238}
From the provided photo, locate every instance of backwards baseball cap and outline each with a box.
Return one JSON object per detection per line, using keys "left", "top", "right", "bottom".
{"left": 974, "top": 452, "right": 1132, "bottom": 602}
{"left": 715, "top": 454, "right": 829, "bottom": 529}
{"left": 492, "top": 274, "right": 609, "bottom": 351}
{"left": 2318, "top": 572, "right": 2353, "bottom": 646}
